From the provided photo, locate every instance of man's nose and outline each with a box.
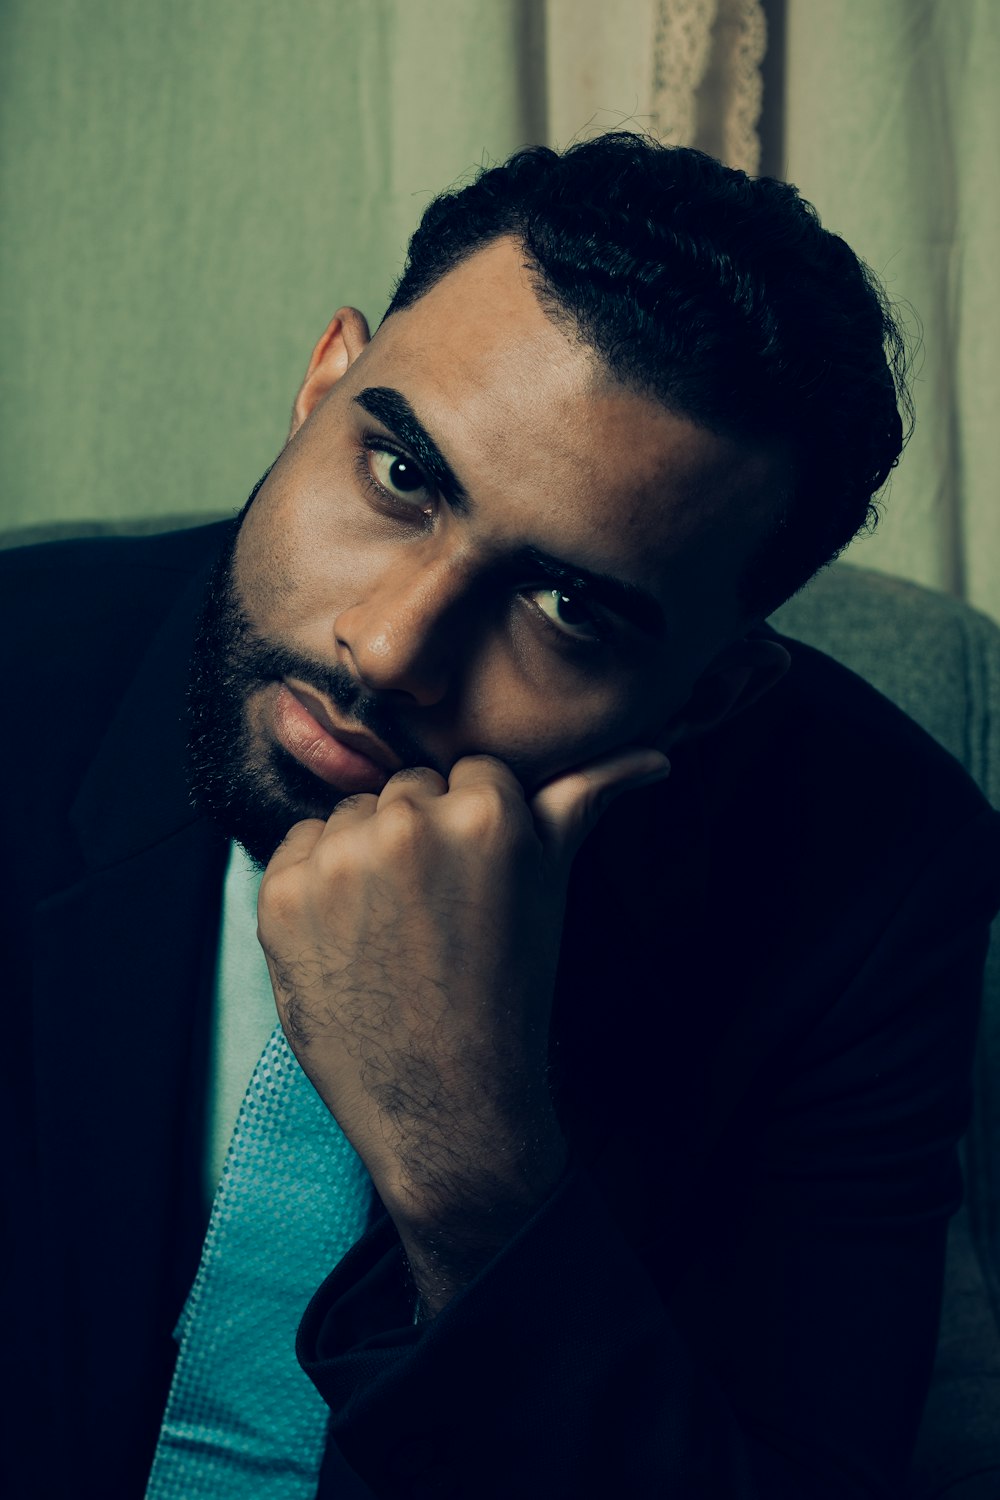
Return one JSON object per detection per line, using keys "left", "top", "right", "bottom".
{"left": 332, "top": 553, "right": 475, "bottom": 707}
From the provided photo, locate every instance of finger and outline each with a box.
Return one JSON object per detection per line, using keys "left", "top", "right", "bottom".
{"left": 530, "top": 748, "right": 671, "bottom": 870}
{"left": 326, "top": 790, "right": 379, "bottom": 819}
{"left": 264, "top": 817, "right": 327, "bottom": 874}
{"left": 377, "top": 766, "right": 449, "bottom": 806}
{"left": 316, "top": 791, "right": 380, "bottom": 842}
{"left": 446, "top": 753, "right": 527, "bottom": 799}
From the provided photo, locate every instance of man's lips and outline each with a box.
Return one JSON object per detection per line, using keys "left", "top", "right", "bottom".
{"left": 271, "top": 681, "right": 403, "bottom": 793}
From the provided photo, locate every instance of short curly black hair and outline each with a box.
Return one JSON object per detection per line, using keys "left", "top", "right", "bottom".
{"left": 385, "top": 133, "right": 911, "bottom": 620}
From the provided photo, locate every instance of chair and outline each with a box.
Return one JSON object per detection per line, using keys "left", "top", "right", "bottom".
{"left": 771, "top": 563, "right": 1000, "bottom": 1498}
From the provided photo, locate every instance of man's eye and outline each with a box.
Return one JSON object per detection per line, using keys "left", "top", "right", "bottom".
{"left": 527, "top": 586, "right": 604, "bottom": 643}
{"left": 367, "top": 446, "right": 433, "bottom": 509}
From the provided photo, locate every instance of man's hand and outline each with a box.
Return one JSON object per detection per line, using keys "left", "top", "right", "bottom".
{"left": 257, "top": 748, "right": 669, "bottom": 1314}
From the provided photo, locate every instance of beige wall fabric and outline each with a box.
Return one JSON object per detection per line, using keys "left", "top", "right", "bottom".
{"left": 544, "top": 0, "right": 658, "bottom": 147}
{"left": 783, "top": 0, "right": 1000, "bottom": 622}
{"left": 544, "top": 0, "right": 766, "bottom": 172}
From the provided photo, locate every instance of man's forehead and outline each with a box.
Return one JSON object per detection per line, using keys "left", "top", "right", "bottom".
{"left": 369, "top": 239, "right": 599, "bottom": 435}
{"left": 366, "top": 251, "right": 745, "bottom": 499}
{"left": 338, "top": 238, "right": 782, "bottom": 633}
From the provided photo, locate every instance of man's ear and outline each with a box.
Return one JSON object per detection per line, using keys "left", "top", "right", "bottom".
{"left": 289, "top": 307, "right": 372, "bottom": 439}
{"left": 658, "top": 635, "right": 791, "bottom": 751}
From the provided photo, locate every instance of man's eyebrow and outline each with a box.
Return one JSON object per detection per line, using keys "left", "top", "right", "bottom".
{"left": 353, "top": 384, "right": 665, "bottom": 639}
{"left": 353, "top": 386, "right": 472, "bottom": 515}
{"left": 513, "top": 545, "right": 666, "bottom": 639}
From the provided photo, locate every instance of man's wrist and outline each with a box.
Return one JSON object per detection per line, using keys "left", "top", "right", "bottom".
{"left": 393, "top": 1134, "right": 569, "bottom": 1319}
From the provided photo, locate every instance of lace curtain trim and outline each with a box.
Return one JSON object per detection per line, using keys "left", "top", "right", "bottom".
{"left": 650, "top": 0, "right": 767, "bottom": 174}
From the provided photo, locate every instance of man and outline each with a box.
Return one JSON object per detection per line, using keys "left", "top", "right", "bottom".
{"left": 4, "top": 134, "right": 1000, "bottom": 1499}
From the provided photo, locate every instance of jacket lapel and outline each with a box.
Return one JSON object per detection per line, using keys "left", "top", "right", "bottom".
{"left": 32, "top": 546, "right": 229, "bottom": 1490}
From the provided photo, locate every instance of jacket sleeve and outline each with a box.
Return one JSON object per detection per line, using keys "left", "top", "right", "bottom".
{"left": 297, "top": 806, "right": 1000, "bottom": 1500}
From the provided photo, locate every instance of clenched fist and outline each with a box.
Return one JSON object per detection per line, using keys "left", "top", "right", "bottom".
{"left": 257, "top": 747, "right": 669, "bottom": 1313}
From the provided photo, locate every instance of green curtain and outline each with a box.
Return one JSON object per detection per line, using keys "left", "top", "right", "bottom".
{"left": 783, "top": 0, "right": 1000, "bottom": 622}
{"left": 5, "top": 0, "right": 997, "bottom": 629}
{"left": 0, "top": 0, "right": 543, "bottom": 536}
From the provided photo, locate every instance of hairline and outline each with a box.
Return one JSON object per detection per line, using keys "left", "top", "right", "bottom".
{"left": 383, "top": 232, "right": 796, "bottom": 626}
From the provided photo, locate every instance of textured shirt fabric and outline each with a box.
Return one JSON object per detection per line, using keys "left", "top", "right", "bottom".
{"left": 145, "top": 842, "right": 375, "bottom": 1496}
{"left": 204, "top": 841, "right": 279, "bottom": 1205}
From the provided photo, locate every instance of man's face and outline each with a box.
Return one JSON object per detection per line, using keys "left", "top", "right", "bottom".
{"left": 188, "top": 238, "right": 783, "bottom": 865}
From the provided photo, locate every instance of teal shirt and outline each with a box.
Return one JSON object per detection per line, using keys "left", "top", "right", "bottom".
{"left": 204, "top": 841, "right": 276, "bottom": 1206}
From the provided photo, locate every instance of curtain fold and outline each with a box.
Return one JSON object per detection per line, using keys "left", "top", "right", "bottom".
{"left": 783, "top": 0, "right": 999, "bottom": 621}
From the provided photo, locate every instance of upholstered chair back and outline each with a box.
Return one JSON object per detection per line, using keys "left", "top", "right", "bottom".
{"left": 772, "top": 564, "right": 1000, "bottom": 1498}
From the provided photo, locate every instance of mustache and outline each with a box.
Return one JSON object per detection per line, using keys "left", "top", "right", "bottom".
{"left": 203, "top": 516, "right": 442, "bottom": 776}
{"left": 243, "top": 633, "right": 445, "bottom": 776}
{"left": 198, "top": 472, "right": 447, "bottom": 783}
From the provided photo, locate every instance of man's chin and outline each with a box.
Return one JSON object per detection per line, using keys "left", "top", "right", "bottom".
{"left": 183, "top": 512, "right": 438, "bottom": 864}
{"left": 191, "top": 745, "right": 343, "bottom": 871}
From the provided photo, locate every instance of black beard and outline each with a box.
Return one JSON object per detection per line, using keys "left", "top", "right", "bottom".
{"left": 185, "top": 476, "right": 435, "bottom": 869}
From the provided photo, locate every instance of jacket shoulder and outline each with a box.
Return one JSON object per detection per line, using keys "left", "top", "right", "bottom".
{"left": 746, "top": 625, "right": 993, "bottom": 828}
{"left": 0, "top": 520, "right": 231, "bottom": 629}
{"left": 3, "top": 519, "right": 229, "bottom": 660}
{"left": 1, "top": 521, "right": 231, "bottom": 818}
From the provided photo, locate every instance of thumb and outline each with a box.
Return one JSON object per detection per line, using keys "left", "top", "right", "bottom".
{"left": 529, "top": 748, "right": 671, "bottom": 871}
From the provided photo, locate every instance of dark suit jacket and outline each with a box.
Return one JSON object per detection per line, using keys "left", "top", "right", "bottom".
{"left": 3, "top": 522, "right": 1000, "bottom": 1500}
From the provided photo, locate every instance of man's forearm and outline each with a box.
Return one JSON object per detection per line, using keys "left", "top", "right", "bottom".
{"left": 392, "top": 1125, "right": 570, "bottom": 1319}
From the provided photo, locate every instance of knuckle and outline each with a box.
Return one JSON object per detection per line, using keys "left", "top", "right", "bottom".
{"left": 387, "top": 766, "right": 443, "bottom": 788}
{"left": 257, "top": 865, "right": 302, "bottom": 926}
{"left": 459, "top": 754, "right": 519, "bottom": 792}
{"left": 378, "top": 795, "right": 424, "bottom": 844}
{"left": 452, "top": 784, "right": 513, "bottom": 838}
{"left": 331, "top": 792, "right": 376, "bottom": 816}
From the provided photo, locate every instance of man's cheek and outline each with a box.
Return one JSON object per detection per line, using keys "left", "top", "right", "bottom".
{"left": 507, "top": 718, "right": 644, "bottom": 798}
